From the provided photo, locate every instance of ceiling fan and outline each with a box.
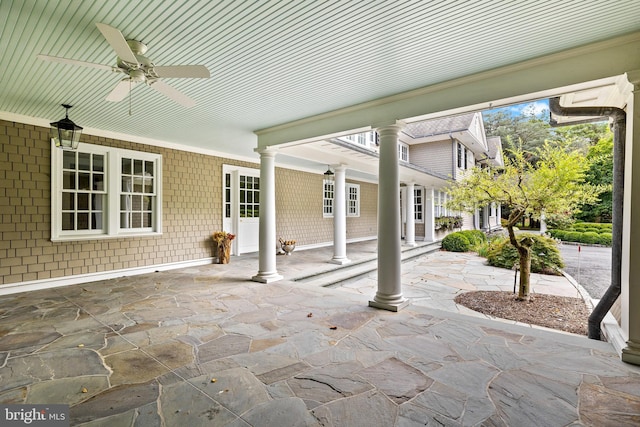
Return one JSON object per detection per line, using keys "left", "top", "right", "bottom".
{"left": 38, "top": 23, "right": 210, "bottom": 108}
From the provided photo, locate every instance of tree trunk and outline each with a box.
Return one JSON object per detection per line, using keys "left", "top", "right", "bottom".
{"left": 517, "top": 244, "right": 532, "bottom": 301}
{"left": 506, "top": 212, "right": 534, "bottom": 301}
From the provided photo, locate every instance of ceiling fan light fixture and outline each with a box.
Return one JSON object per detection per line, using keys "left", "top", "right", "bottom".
{"left": 50, "top": 104, "right": 83, "bottom": 150}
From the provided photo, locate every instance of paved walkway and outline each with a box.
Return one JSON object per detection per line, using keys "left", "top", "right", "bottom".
{"left": 1, "top": 241, "right": 639, "bottom": 426}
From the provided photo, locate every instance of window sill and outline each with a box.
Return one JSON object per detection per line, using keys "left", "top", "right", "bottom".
{"left": 51, "top": 231, "right": 162, "bottom": 242}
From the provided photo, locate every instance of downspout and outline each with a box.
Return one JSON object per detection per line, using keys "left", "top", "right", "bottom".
{"left": 548, "top": 97, "right": 625, "bottom": 340}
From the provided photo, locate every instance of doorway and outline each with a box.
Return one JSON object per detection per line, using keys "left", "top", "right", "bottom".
{"left": 222, "top": 165, "right": 260, "bottom": 255}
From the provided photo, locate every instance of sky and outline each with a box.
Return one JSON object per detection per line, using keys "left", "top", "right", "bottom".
{"left": 485, "top": 99, "right": 549, "bottom": 118}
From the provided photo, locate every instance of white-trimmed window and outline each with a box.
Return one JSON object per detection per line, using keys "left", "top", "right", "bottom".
{"left": 51, "top": 141, "right": 162, "bottom": 241}
{"left": 323, "top": 179, "right": 334, "bottom": 217}
{"left": 347, "top": 183, "right": 360, "bottom": 217}
{"left": 414, "top": 187, "right": 424, "bottom": 222}
{"left": 322, "top": 181, "right": 360, "bottom": 217}
{"left": 398, "top": 142, "right": 409, "bottom": 162}
{"left": 434, "top": 190, "right": 443, "bottom": 217}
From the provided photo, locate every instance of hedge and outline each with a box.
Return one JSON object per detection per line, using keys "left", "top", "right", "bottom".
{"left": 441, "top": 232, "right": 471, "bottom": 252}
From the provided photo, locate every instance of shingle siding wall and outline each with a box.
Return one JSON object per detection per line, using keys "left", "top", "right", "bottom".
{"left": 409, "top": 140, "right": 453, "bottom": 177}
{"left": 275, "top": 169, "right": 377, "bottom": 245}
{"left": 0, "top": 120, "right": 251, "bottom": 286}
{"left": 0, "top": 119, "right": 378, "bottom": 287}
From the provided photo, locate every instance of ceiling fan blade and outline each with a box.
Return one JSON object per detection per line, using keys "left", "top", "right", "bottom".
{"left": 37, "top": 54, "right": 115, "bottom": 72}
{"left": 149, "top": 80, "right": 196, "bottom": 108}
{"left": 95, "top": 23, "right": 138, "bottom": 64}
{"left": 106, "top": 79, "right": 135, "bottom": 102}
{"left": 153, "top": 65, "right": 210, "bottom": 79}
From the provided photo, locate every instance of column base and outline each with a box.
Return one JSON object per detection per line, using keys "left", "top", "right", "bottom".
{"left": 369, "top": 298, "right": 410, "bottom": 312}
{"left": 621, "top": 340, "right": 640, "bottom": 366}
{"left": 330, "top": 257, "right": 351, "bottom": 265}
{"left": 252, "top": 272, "right": 283, "bottom": 283}
{"left": 404, "top": 241, "right": 417, "bottom": 247}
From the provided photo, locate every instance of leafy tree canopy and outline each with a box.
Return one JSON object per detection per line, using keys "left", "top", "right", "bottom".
{"left": 445, "top": 141, "right": 602, "bottom": 300}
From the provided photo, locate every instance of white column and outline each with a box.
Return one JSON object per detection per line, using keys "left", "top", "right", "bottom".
{"left": 331, "top": 165, "right": 350, "bottom": 265}
{"left": 370, "top": 125, "right": 409, "bottom": 311}
{"left": 622, "top": 71, "right": 640, "bottom": 365}
{"left": 252, "top": 148, "right": 283, "bottom": 283}
{"left": 424, "top": 188, "right": 435, "bottom": 242}
{"left": 405, "top": 182, "right": 416, "bottom": 246}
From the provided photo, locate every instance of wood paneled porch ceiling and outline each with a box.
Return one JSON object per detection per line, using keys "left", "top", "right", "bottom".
{"left": 2, "top": 0, "right": 640, "bottom": 170}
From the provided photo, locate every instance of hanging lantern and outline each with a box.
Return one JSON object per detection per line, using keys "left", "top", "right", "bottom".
{"left": 50, "top": 104, "right": 83, "bottom": 149}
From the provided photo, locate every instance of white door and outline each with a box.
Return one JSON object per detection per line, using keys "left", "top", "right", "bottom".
{"left": 223, "top": 165, "right": 260, "bottom": 255}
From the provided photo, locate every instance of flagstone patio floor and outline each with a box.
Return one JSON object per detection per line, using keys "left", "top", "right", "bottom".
{"left": 1, "top": 241, "right": 639, "bottom": 426}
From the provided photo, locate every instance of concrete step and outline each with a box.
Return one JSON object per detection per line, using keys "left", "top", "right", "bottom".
{"left": 294, "top": 241, "right": 441, "bottom": 287}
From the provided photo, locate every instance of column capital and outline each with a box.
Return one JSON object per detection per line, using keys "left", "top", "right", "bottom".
{"left": 375, "top": 124, "right": 404, "bottom": 136}
{"left": 254, "top": 147, "right": 278, "bottom": 157}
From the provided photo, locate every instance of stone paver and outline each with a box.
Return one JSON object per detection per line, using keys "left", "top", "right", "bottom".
{"left": 0, "top": 241, "right": 638, "bottom": 426}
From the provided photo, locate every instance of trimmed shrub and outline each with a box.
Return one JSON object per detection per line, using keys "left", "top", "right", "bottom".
{"left": 563, "top": 231, "right": 582, "bottom": 242}
{"left": 584, "top": 227, "right": 600, "bottom": 233}
{"left": 442, "top": 232, "right": 471, "bottom": 252}
{"left": 486, "top": 233, "right": 564, "bottom": 274}
{"left": 459, "top": 230, "right": 486, "bottom": 246}
{"left": 580, "top": 231, "right": 600, "bottom": 244}
{"left": 597, "top": 232, "right": 613, "bottom": 246}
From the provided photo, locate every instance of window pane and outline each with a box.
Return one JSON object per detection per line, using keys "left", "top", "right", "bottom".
{"left": 145, "top": 161, "right": 154, "bottom": 177}
{"left": 120, "top": 212, "right": 130, "bottom": 228}
{"left": 247, "top": 192, "right": 253, "bottom": 203}
{"left": 78, "top": 172, "right": 90, "bottom": 190}
{"left": 132, "top": 195, "right": 142, "bottom": 210}
{"left": 77, "top": 193, "right": 89, "bottom": 210}
{"left": 133, "top": 177, "right": 143, "bottom": 193}
{"left": 254, "top": 177, "right": 259, "bottom": 188}
{"left": 134, "top": 159, "right": 143, "bottom": 175}
{"left": 77, "top": 213, "right": 89, "bottom": 230}
{"left": 255, "top": 192, "right": 259, "bottom": 203}
{"left": 144, "top": 178, "right": 153, "bottom": 194}
{"left": 63, "top": 171, "right": 75, "bottom": 190}
{"left": 93, "top": 154, "right": 104, "bottom": 172}
{"left": 253, "top": 205, "right": 259, "bottom": 217}
{"left": 240, "top": 205, "right": 246, "bottom": 217}
{"left": 62, "top": 213, "right": 74, "bottom": 230}
{"left": 92, "top": 212, "right": 102, "bottom": 229}
{"left": 121, "top": 195, "right": 130, "bottom": 210}
{"left": 122, "top": 158, "right": 132, "bottom": 175}
{"left": 62, "top": 192, "right": 74, "bottom": 210}
{"left": 93, "top": 173, "right": 104, "bottom": 191}
{"left": 63, "top": 151, "right": 76, "bottom": 170}
{"left": 132, "top": 212, "right": 142, "bottom": 228}
{"left": 143, "top": 196, "right": 152, "bottom": 210}
{"left": 92, "top": 194, "right": 103, "bottom": 210}
{"left": 240, "top": 191, "right": 245, "bottom": 203}
{"left": 78, "top": 152, "right": 91, "bottom": 170}
{"left": 225, "top": 173, "right": 231, "bottom": 187}
{"left": 225, "top": 204, "right": 231, "bottom": 218}
{"left": 143, "top": 212, "right": 152, "bottom": 227}
{"left": 122, "top": 177, "right": 131, "bottom": 192}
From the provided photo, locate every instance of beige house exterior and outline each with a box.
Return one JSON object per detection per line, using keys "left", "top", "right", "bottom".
{"left": 1, "top": 1, "right": 640, "bottom": 366}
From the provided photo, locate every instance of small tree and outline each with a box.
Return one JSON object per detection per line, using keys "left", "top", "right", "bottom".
{"left": 446, "top": 142, "right": 600, "bottom": 301}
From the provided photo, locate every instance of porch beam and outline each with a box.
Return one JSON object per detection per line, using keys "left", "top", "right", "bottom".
{"left": 256, "top": 32, "right": 640, "bottom": 148}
